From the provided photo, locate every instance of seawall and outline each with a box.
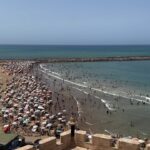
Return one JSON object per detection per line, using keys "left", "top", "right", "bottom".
{"left": 16, "top": 130, "right": 150, "bottom": 150}
{"left": 1, "top": 56, "right": 150, "bottom": 63}
{"left": 32, "top": 56, "right": 150, "bottom": 63}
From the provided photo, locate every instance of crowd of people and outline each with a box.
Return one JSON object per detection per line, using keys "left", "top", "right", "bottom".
{"left": 0, "top": 61, "right": 75, "bottom": 138}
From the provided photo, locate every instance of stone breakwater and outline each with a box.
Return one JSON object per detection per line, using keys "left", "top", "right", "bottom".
{"left": 16, "top": 130, "right": 150, "bottom": 150}
{"left": 1, "top": 56, "right": 150, "bottom": 63}
{"left": 0, "top": 61, "right": 78, "bottom": 138}
{"left": 33, "top": 56, "right": 150, "bottom": 63}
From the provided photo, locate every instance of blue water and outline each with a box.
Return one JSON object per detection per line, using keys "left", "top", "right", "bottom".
{"left": 0, "top": 45, "right": 150, "bottom": 59}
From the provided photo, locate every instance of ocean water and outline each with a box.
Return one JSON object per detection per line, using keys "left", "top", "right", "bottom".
{"left": 0, "top": 45, "right": 150, "bottom": 59}
{"left": 40, "top": 61, "right": 150, "bottom": 137}
{"left": 42, "top": 61, "right": 150, "bottom": 96}
{"left": 1, "top": 45, "right": 150, "bottom": 137}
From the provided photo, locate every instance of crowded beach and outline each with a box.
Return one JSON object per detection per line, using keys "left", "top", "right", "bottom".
{"left": 0, "top": 61, "right": 78, "bottom": 140}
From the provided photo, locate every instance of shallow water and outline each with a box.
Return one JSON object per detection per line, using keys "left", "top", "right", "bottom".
{"left": 40, "top": 61, "right": 150, "bottom": 138}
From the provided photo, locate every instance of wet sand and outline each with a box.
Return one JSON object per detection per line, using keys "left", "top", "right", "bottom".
{"left": 39, "top": 63, "right": 150, "bottom": 138}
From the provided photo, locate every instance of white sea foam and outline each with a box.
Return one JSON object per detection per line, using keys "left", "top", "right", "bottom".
{"left": 101, "top": 99, "right": 116, "bottom": 111}
{"left": 40, "top": 64, "right": 150, "bottom": 105}
{"left": 141, "top": 95, "right": 150, "bottom": 101}
{"left": 51, "top": 71, "right": 61, "bottom": 76}
{"left": 73, "top": 96, "right": 82, "bottom": 117}
{"left": 72, "top": 87, "right": 114, "bottom": 111}
{"left": 85, "top": 122, "right": 94, "bottom": 126}
{"left": 94, "top": 96, "right": 101, "bottom": 99}
{"left": 72, "top": 87, "right": 83, "bottom": 92}
{"left": 83, "top": 91, "right": 89, "bottom": 95}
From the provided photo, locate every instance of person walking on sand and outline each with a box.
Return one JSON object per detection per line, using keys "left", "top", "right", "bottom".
{"left": 68, "top": 116, "right": 76, "bottom": 137}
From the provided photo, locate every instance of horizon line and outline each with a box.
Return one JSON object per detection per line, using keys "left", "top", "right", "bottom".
{"left": 0, "top": 44, "right": 150, "bottom": 46}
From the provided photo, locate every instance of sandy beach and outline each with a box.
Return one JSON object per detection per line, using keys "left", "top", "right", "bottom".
{"left": 1, "top": 60, "right": 150, "bottom": 143}
{"left": 0, "top": 61, "right": 79, "bottom": 143}
{"left": 0, "top": 62, "right": 10, "bottom": 98}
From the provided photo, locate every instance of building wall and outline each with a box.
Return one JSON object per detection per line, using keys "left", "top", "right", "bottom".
{"left": 16, "top": 130, "right": 149, "bottom": 150}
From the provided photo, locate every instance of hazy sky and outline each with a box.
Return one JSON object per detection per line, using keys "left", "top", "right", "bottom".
{"left": 0, "top": 0, "right": 150, "bottom": 45}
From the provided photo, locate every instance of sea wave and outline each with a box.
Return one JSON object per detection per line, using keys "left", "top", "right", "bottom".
{"left": 39, "top": 64, "right": 150, "bottom": 106}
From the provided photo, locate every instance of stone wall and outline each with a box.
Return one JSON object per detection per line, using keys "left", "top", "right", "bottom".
{"left": 16, "top": 130, "right": 150, "bottom": 150}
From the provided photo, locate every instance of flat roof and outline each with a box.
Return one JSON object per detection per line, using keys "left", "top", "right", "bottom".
{"left": 0, "top": 129, "right": 17, "bottom": 145}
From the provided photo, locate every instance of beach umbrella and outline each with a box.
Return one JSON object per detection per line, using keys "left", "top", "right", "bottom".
{"left": 45, "top": 114, "right": 49, "bottom": 117}
{"left": 8, "top": 100, "right": 13, "bottom": 105}
{"left": 38, "top": 106, "right": 44, "bottom": 110}
{"left": 58, "top": 118, "right": 62, "bottom": 121}
{"left": 5, "top": 109, "right": 9, "bottom": 113}
{"left": 25, "top": 104, "right": 29, "bottom": 110}
{"left": 42, "top": 104, "right": 46, "bottom": 107}
{"left": 18, "top": 113, "right": 22, "bottom": 116}
{"left": 34, "top": 104, "right": 38, "bottom": 107}
{"left": 10, "top": 107, "right": 14, "bottom": 111}
{"left": 23, "top": 114, "right": 27, "bottom": 118}
{"left": 12, "top": 122, "right": 17, "bottom": 126}
{"left": 31, "top": 114, "right": 35, "bottom": 118}
{"left": 5, "top": 98, "right": 10, "bottom": 101}
{"left": 10, "top": 90, "right": 14, "bottom": 94}
{"left": 17, "top": 97, "right": 21, "bottom": 100}
{"left": 138, "top": 139, "right": 144, "bottom": 144}
{"left": 48, "top": 100, "right": 53, "bottom": 103}
{"left": 26, "top": 111, "right": 30, "bottom": 115}
{"left": 62, "top": 109, "right": 66, "bottom": 113}
{"left": 33, "top": 125, "right": 38, "bottom": 129}
{"left": 46, "top": 123, "right": 52, "bottom": 128}
{"left": 3, "top": 124, "right": 9, "bottom": 128}
{"left": 1, "top": 107, "right": 6, "bottom": 113}
{"left": 18, "top": 117, "right": 22, "bottom": 120}
{"left": 9, "top": 113, "right": 13, "bottom": 116}
{"left": 3, "top": 124, "right": 10, "bottom": 133}
{"left": 3, "top": 114, "right": 8, "bottom": 118}
{"left": 61, "top": 119, "right": 66, "bottom": 123}
{"left": 42, "top": 121, "right": 47, "bottom": 126}
{"left": 14, "top": 104, "right": 18, "bottom": 107}
{"left": 23, "top": 119, "right": 29, "bottom": 124}
{"left": 41, "top": 126, "right": 45, "bottom": 130}
{"left": 32, "top": 128, "right": 37, "bottom": 132}
{"left": 19, "top": 108, "right": 23, "bottom": 111}
{"left": 58, "top": 112, "right": 62, "bottom": 116}
{"left": 14, "top": 116, "right": 18, "bottom": 121}
{"left": 41, "top": 110, "right": 45, "bottom": 114}
{"left": 0, "top": 99, "right": 4, "bottom": 102}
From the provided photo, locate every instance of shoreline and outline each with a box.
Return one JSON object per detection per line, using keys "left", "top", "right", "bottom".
{"left": 39, "top": 62, "right": 150, "bottom": 138}
{"left": 0, "top": 60, "right": 150, "bottom": 141}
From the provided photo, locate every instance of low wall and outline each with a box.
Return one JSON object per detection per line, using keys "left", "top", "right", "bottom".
{"left": 16, "top": 130, "right": 150, "bottom": 150}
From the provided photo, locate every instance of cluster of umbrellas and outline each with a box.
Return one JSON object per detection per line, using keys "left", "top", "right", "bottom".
{"left": 0, "top": 62, "right": 69, "bottom": 136}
